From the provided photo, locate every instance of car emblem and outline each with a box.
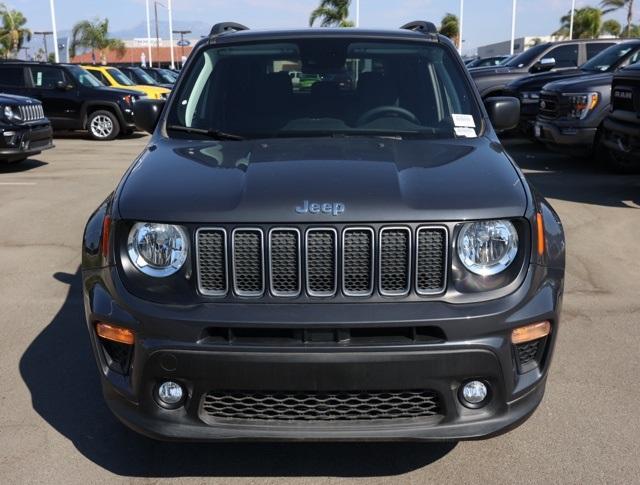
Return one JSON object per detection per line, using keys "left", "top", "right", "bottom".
{"left": 295, "top": 200, "right": 345, "bottom": 216}
{"left": 540, "top": 100, "right": 546, "bottom": 109}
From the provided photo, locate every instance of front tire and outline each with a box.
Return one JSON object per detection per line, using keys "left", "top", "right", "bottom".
{"left": 87, "top": 110, "right": 120, "bottom": 141}
{"left": 607, "top": 149, "right": 640, "bottom": 174}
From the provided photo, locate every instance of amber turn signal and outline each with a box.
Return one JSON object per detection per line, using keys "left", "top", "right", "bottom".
{"left": 96, "top": 322, "right": 135, "bottom": 345}
{"left": 511, "top": 321, "right": 551, "bottom": 345}
{"left": 536, "top": 212, "right": 545, "bottom": 256}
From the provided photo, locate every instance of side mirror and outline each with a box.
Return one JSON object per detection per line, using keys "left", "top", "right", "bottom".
{"left": 534, "top": 57, "right": 556, "bottom": 72}
{"left": 134, "top": 98, "right": 165, "bottom": 134}
{"left": 484, "top": 96, "right": 520, "bottom": 132}
{"left": 56, "top": 80, "right": 74, "bottom": 91}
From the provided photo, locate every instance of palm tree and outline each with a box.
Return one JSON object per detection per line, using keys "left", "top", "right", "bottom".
{"left": 439, "top": 13, "right": 460, "bottom": 48}
{"left": 309, "top": 0, "right": 354, "bottom": 27}
{"left": 554, "top": 7, "right": 602, "bottom": 39}
{"left": 69, "top": 18, "right": 125, "bottom": 64}
{"left": 601, "top": 19, "right": 623, "bottom": 36}
{"left": 0, "top": 4, "right": 31, "bottom": 58}
{"left": 601, "top": 0, "right": 635, "bottom": 37}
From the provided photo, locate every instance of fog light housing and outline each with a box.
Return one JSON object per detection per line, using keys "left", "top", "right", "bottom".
{"left": 460, "top": 380, "right": 489, "bottom": 408}
{"left": 156, "top": 381, "right": 185, "bottom": 408}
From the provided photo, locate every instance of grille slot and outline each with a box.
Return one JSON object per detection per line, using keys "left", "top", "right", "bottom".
{"left": 201, "top": 389, "right": 441, "bottom": 422}
{"left": 415, "top": 227, "right": 447, "bottom": 294}
{"left": 342, "top": 228, "right": 374, "bottom": 296}
{"left": 269, "top": 229, "right": 301, "bottom": 297}
{"left": 18, "top": 104, "right": 45, "bottom": 122}
{"left": 232, "top": 229, "right": 264, "bottom": 296}
{"left": 305, "top": 229, "right": 337, "bottom": 297}
{"left": 515, "top": 337, "right": 547, "bottom": 373}
{"left": 197, "top": 228, "right": 228, "bottom": 296}
{"left": 379, "top": 227, "right": 411, "bottom": 295}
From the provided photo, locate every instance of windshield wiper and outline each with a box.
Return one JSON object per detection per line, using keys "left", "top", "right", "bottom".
{"left": 166, "top": 125, "right": 245, "bottom": 140}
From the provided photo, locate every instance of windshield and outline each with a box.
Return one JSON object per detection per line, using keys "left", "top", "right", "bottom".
{"left": 67, "top": 65, "right": 104, "bottom": 87}
{"left": 582, "top": 43, "right": 636, "bottom": 72}
{"left": 132, "top": 67, "right": 158, "bottom": 84}
{"left": 503, "top": 44, "right": 549, "bottom": 68}
{"left": 167, "top": 39, "right": 481, "bottom": 139}
{"left": 107, "top": 68, "right": 135, "bottom": 86}
{"left": 158, "top": 69, "right": 177, "bottom": 83}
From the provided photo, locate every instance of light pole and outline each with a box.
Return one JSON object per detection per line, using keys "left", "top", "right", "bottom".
{"left": 145, "top": 0, "right": 153, "bottom": 67}
{"left": 510, "top": 0, "right": 517, "bottom": 55}
{"left": 569, "top": 0, "right": 576, "bottom": 40}
{"left": 49, "top": 0, "right": 59, "bottom": 62}
{"left": 168, "top": 0, "right": 175, "bottom": 69}
{"left": 173, "top": 29, "right": 191, "bottom": 67}
{"left": 458, "top": 0, "right": 464, "bottom": 54}
{"left": 154, "top": 1, "right": 164, "bottom": 68}
{"left": 34, "top": 31, "right": 53, "bottom": 59}
{"left": 355, "top": 0, "right": 360, "bottom": 27}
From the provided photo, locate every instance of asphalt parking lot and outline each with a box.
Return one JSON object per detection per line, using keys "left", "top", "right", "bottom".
{"left": 1, "top": 133, "right": 639, "bottom": 484}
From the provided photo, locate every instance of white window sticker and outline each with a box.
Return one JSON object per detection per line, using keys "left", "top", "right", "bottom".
{"left": 454, "top": 127, "right": 477, "bottom": 138}
{"left": 452, "top": 113, "right": 476, "bottom": 128}
{"left": 36, "top": 72, "right": 43, "bottom": 87}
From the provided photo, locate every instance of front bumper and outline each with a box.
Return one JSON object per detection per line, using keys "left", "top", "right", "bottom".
{"left": 534, "top": 119, "right": 597, "bottom": 154}
{"left": 83, "top": 263, "right": 563, "bottom": 442}
{"left": 0, "top": 122, "right": 53, "bottom": 161}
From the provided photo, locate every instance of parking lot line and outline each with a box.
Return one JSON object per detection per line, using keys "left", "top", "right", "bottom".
{"left": 0, "top": 182, "right": 37, "bottom": 186}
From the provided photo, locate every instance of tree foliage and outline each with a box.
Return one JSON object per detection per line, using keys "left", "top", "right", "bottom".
{"left": 0, "top": 3, "right": 31, "bottom": 58}
{"left": 601, "top": 0, "right": 635, "bottom": 37}
{"left": 601, "top": 18, "right": 623, "bottom": 36}
{"left": 309, "top": 0, "right": 354, "bottom": 27}
{"left": 554, "top": 7, "right": 603, "bottom": 38}
{"left": 70, "top": 17, "right": 125, "bottom": 64}
{"left": 439, "top": 13, "right": 459, "bottom": 48}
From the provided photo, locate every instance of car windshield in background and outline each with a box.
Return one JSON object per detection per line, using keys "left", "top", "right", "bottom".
{"left": 68, "top": 65, "right": 104, "bottom": 87}
{"left": 108, "top": 68, "right": 135, "bottom": 86}
{"left": 159, "top": 69, "right": 177, "bottom": 83}
{"left": 133, "top": 67, "right": 158, "bottom": 84}
{"left": 582, "top": 43, "right": 636, "bottom": 72}
{"left": 503, "top": 44, "right": 549, "bottom": 68}
{"left": 167, "top": 39, "right": 481, "bottom": 139}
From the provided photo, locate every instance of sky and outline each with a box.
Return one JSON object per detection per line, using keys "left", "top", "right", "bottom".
{"left": 10, "top": 0, "right": 633, "bottom": 55}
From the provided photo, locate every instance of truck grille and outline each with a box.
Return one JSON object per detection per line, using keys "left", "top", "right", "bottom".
{"left": 538, "top": 92, "right": 559, "bottom": 119}
{"left": 18, "top": 104, "right": 45, "bottom": 122}
{"left": 196, "top": 225, "right": 448, "bottom": 299}
{"left": 201, "top": 389, "right": 441, "bottom": 422}
{"left": 611, "top": 83, "right": 640, "bottom": 113}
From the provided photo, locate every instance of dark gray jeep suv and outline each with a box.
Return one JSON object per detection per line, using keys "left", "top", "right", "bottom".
{"left": 82, "top": 21, "right": 565, "bottom": 441}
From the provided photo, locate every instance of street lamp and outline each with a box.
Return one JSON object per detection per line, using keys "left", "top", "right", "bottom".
{"left": 569, "top": 0, "right": 576, "bottom": 40}
{"left": 49, "top": 0, "right": 59, "bottom": 63}
{"left": 355, "top": 0, "right": 360, "bottom": 27}
{"left": 168, "top": 0, "right": 175, "bottom": 69}
{"left": 459, "top": 0, "right": 464, "bottom": 54}
{"left": 33, "top": 31, "right": 53, "bottom": 59}
{"left": 510, "top": 0, "right": 517, "bottom": 55}
{"left": 154, "top": 0, "right": 165, "bottom": 68}
{"left": 145, "top": 0, "right": 153, "bottom": 66}
{"left": 173, "top": 29, "right": 191, "bottom": 67}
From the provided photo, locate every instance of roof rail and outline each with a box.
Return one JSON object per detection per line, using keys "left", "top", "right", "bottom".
{"left": 209, "top": 22, "right": 249, "bottom": 37}
{"left": 400, "top": 21, "right": 438, "bottom": 35}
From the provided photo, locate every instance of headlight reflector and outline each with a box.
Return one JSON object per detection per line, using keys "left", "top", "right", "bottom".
{"left": 2, "top": 105, "right": 19, "bottom": 121}
{"left": 127, "top": 222, "right": 188, "bottom": 277}
{"left": 563, "top": 92, "right": 599, "bottom": 120}
{"left": 457, "top": 220, "right": 518, "bottom": 276}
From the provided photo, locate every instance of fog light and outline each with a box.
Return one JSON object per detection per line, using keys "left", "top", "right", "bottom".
{"left": 461, "top": 380, "right": 489, "bottom": 407}
{"left": 157, "top": 381, "right": 184, "bottom": 406}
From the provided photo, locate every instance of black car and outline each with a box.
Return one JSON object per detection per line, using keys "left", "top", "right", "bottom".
{"left": 470, "top": 39, "right": 618, "bottom": 99}
{"left": 602, "top": 63, "right": 640, "bottom": 172}
{"left": 0, "top": 93, "right": 53, "bottom": 163}
{"left": 534, "top": 46, "right": 640, "bottom": 158}
{"left": 466, "top": 55, "right": 510, "bottom": 69}
{"left": 118, "top": 66, "right": 173, "bottom": 90}
{"left": 0, "top": 62, "right": 142, "bottom": 140}
{"left": 142, "top": 67, "right": 178, "bottom": 85}
{"left": 508, "top": 40, "right": 640, "bottom": 131}
{"left": 82, "top": 21, "right": 565, "bottom": 442}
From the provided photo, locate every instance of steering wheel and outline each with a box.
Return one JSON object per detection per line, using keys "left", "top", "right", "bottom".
{"left": 357, "top": 106, "right": 419, "bottom": 126}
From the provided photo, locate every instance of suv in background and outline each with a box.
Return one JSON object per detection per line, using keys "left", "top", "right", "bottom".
{"left": 83, "top": 65, "right": 170, "bottom": 100}
{"left": 142, "top": 67, "right": 178, "bottom": 86}
{"left": 602, "top": 63, "right": 640, "bottom": 172}
{"left": 118, "top": 66, "right": 173, "bottom": 89}
{"left": 82, "top": 21, "right": 565, "bottom": 442}
{"left": 470, "top": 39, "right": 617, "bottom": 99}
{"left": 508, "top": 40, "right": 637, "bottom": 132}
{"left": 534, "top": 44, "right": 640, "bottom": 159}
{"left": 0, "top": 94, "right": 53, "bottom": 163}
{"left": 0, "top": 62, "right": 140, "bottom": 140}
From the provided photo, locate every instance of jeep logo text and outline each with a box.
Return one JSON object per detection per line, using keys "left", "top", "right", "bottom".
{"left": 295, "top": 200, "right": 345, "bottom": 216}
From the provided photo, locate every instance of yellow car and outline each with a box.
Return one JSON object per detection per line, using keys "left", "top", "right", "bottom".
{"left": 82, "top": 65, "right": 170, "bottom": 100}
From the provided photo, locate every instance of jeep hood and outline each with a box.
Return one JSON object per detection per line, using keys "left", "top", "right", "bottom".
{"left": 117, "top": 136, "right": 527, "bottom": 223}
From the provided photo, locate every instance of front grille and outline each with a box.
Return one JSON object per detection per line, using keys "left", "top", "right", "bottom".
{"left": 611, "top": 83, "right": 640, "bottom": 113}
{"left": 201, "top": 389, "right": 441, "bottom": 422}
{"left": 538, "top": 92, "right": 559, "bottom": 119}
{"left": 18, "top": 104, "right": 45, "bottom": 122}
{"left": 196, "top": 225, "right": 448, "bottom": 298}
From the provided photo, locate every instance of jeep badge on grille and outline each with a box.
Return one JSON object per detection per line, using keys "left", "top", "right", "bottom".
{"left": 296, "top": 200, "right": 345, "bottom": 216}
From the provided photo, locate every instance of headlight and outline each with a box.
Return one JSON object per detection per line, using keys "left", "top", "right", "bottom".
{"left": 563, "top": 92, "right": 599, "bottom": 120}
{"left": 457, "top": 220, "right": 519, "bottom": 276}
{"left": 2, "top": 105, "right": 20, "bottom": 121}
{"left": 127, "top": 222, "right": 188, "bottom": 277}
{"left": 520, "top": 91, "right": 540, "bottom": 103}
